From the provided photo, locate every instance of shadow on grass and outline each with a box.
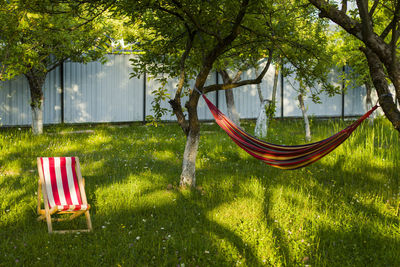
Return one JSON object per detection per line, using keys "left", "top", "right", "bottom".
{"left": 254, "top": 155, "right": 400, "bottom": 265}
{"left": 0, "top": 125, "right": 266, "bottom": 266}
{"left": 1, "top": 122, "right": 399, "bottom": 266}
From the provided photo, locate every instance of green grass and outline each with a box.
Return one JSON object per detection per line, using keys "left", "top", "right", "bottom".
{"left": 0, "top": 117, "right": 399, "bottom": 266}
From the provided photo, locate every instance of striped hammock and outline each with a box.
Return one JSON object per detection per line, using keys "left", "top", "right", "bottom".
{"left": 202, "top": 94, "right": 378, "bottom": 170}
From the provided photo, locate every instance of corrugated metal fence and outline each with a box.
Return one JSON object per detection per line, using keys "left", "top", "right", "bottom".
{"left": 0, "top": 54, "right": 384, "bottom": 127}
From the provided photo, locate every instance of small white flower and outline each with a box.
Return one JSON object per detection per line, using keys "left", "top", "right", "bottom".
{"left": 204, "top": 250, "right": 209, "bottom": 254}
{"left": 136, "top": 236, "right": 140, "bottom": 240}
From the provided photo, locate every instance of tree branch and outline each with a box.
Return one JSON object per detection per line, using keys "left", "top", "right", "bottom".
{"left": 203, "top": 49, "right": 273, "bottom": 94}
{"left": 193, "top": 0, "right": 250, "bottom": 95}
{"left": 356, "top": 0, "right": 374, "bottom": 38}
{"left": 380, "top": 1, "right": 400, "bottom": 39}
{"left": 308, "top": 0, "right": 363, "bottom": 40}
{"left": 232, "top": 70, "right": 243, "bottom": 83}
{"left": 309, "top": 0, "right": 393, "bottom": 67}
{"left": 169, "top": 31, "right": 196, "bottom": 136}
{"left": 341, "top": 0, "right": 347, "bottom": 13}
{"left": 170, "top": 0, "right": 221, "bottom": 41}
{"left": 369, "top": 0, "right": 379, "bottom": 17}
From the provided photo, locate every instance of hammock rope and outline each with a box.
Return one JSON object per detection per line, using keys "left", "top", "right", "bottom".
{"left": 201, "top": 93, "right": 378, "bottom": 170}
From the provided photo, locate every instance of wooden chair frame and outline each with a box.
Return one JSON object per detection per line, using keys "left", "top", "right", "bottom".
{"left": 37, "top": 157, "right": 92, "bottom": 234}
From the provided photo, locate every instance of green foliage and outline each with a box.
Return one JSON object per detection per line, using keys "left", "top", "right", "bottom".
{"left": 0, "top": 118, "right": 399, "bottom": 265}
{"left": 0, "top": 0, "right": 118, "bottom": 81}
{"left": 146, "top": 86, "right": 171, "bottom": 127}
{"left": 266, "top": 100, "right": 276, "bottom": 121}
{"left": 118, "top": 0, "right": 338, "bottom": 119}
{"left": 329, "top": 1, "right": 400, "bottom": 88}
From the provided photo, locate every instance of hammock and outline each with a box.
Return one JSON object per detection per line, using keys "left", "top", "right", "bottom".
{"left": 202, "top": 94, "right": 378, "bottom": 170}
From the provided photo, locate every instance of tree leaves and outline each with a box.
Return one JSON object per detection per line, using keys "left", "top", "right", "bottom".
{"left": 0, "top": 0, "right": 117, "bottom": 81}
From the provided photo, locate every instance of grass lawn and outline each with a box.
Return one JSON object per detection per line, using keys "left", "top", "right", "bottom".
{"left": 0, "top": 117, "right": 399, "bottom": 266}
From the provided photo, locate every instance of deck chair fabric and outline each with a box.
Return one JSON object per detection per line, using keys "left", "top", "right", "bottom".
{"left": 37, "top": 157, "right": 92, "bottom": 233}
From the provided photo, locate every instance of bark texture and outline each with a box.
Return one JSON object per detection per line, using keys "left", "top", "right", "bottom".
{"left": 25, "top": 68, "right": 47, "bottom": 135}
{"left": 255, "top": 99, "right": 270, "bottom": 138}
{"left": 180, "top": 129, "right": 200, "bottom": 187}
{"left": 362, "top": 47, "right": 400, "bottom": 132}
{"left": 270, "top": 63, "right": 279, "bottom": 119}
{"left": 225, "top": 89, "right": 241, "bottom": 126}
{"left": 365, "top": 81, "right": 375, "bottom": 124}
{"left": 298, "top": 93, "right": 311, "bottom": 142}
{"left": 220, "top": 70, "right": 241, "bottom": 127}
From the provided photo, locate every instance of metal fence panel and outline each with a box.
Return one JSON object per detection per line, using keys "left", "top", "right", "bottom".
{"left": 0, "top": 68, "right": 61, "bottom": 126}
{"left": 64, "top": 54, "right": 143, "bottom": 123}
{"left": 0, "top": 55, "right": 380, "bottom": 127}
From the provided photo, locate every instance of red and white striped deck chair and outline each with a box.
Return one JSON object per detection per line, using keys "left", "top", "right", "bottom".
{"left": 37, "top": 157, "right": 92, "bottom": 233}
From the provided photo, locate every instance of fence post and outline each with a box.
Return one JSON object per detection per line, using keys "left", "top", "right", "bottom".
{"left": 143, "top": 71, "right": 146, "bottom": 124}
{"left": 342, "top": 65, "right": 345, "bottom": 120}
{"left": 280, "top": 69, "right": 284, "bottom": 119}
{"left": 216, "top": 71, "right": 219, "bottom": 109}
{"left": 60, "top": 61, "right": 64, "bottom": 124}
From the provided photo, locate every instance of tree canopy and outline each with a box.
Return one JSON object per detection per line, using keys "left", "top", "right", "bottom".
{"left": 0, "top": 0, "right": 115, "bottom": 80}
{"left": 114, "top": 0, "right": 338, "bottom": 186}
{"left": 0, "top": 0, "right": 121, "bottom": 134}
{"left": 308, "top": 0, "right": 400, "bottom": 133}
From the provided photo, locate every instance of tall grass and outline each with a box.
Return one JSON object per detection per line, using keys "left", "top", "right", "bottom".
{"left": 0, "top": 117, "right": 399, "bottom": 266}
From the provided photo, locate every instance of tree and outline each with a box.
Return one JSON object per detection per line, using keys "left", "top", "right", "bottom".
{"left": 219, "top": 69, "right": 242, "bottom": 127}
{"left": 254, "top": 62, "right": 272, "bottom": 138}
{"left": 308, "top": 0, "right": 400, "bottom": 133}
{"left": 330, "top": 16, "right": 376, "bottom": 123}
{"left": 120, "top": 0, "right": 335, "bottom": 187}
{"left": 298, "top": 81, "right": 312, "bottom": 141}
{"left": 0, "top": 0, "right": 115, "bottom": 134}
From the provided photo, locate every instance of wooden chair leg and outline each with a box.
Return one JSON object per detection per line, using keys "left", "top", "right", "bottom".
{"left": 37, "top": 181, "right": 42, "bottom": 215}
{"left": 45, "top": 212, "right": 53, "bottom": 233}
{"left": 85, "top": 211, "right": 92, "bottom": 231}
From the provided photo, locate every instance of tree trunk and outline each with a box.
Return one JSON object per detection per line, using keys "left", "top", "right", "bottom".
{"left": 218, "top": 69, "right": 241, "bottom": 126}
{"left": 25, "top": 68, "right": 47, "bottom": 135}
{"left": 298, "top": 93, "right": 311, "bottom": 142}
{"left": 255, "top": 66, "right": 264, "bottom": 103}
{"left": 180, "top": 81, "right": 202, "bottom": 188}
{"left": 365, "top": 80, "right": 375, "bottom": 125}
{"left": 180, "top": 128, "right": 200, "bottom": 187}
{"left": 225, "top": 89, "right": 241, "bottom": 126}
{"left": 254, "top": 65, "right": 268, "bottom": 138}
{"left": 31, "top": 105, "right": 44, "bottom": 135}
{"left": 307, "top": 0, "right": 400, "bottom": 133}
{"left": 271, "top": 63, "right": 279, "bottom": 107}
{"left": 253, "top": 57, "right": 274, "bottom": 138}
{"left": 362, "top": 47, "right": 400, "bottom": 133}
{"left": 255, "top": 99, "right": 270, "bottom": 138}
